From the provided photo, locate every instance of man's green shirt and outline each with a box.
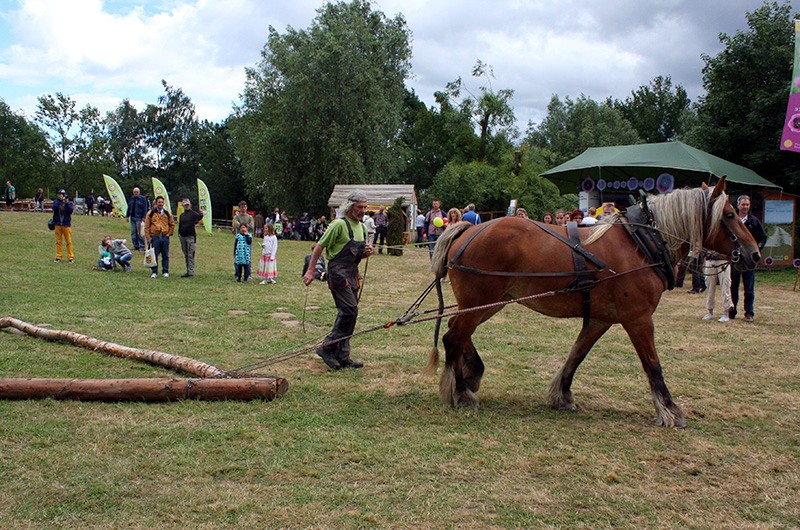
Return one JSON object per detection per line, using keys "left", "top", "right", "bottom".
{"left": 317, "top": 216, "right": 367, "bottom": 261}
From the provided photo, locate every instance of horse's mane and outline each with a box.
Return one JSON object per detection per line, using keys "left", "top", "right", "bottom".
{"left": 584, "top": 188, "right": 727, "bottom": 262}
{"left": 431, "top": 221, "right": 472, "bottom": 279}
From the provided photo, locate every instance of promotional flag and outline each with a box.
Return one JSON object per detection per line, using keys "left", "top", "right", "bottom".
{"left": 197, "top": 178, "right": 213, "bottom": 234}
{"left": 780, "top": 20, "right": 800, "bottom": 152}
{"left": 151, "top": 177, "right": 171, "bottom": 214}
{"left": 102, "top": 174, "right": 127, "bottom": 217}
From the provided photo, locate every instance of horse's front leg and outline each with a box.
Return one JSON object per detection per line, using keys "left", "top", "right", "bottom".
{"left": 440, "top": 311, "right": 491, "bottom": 408}
{"left": 622, "top": 317, "right": 686, "bottom": 428}
{"left": 548, "top": 318, "right": 611, "bottom": 411}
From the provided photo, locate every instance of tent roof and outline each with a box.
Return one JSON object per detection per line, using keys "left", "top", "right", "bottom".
{"left": 541, "top": 141, "right": 780, "bottom": 194}
{"left": 327, "top": 184, "right": 418, "bottom": 208}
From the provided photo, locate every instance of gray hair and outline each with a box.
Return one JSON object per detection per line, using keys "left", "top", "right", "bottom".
{"left": 737, "top": 195, "right": 750, "bottom": 205}
{"left": 467, "top": 203, "right": 475, "bottom": 211}
{"left": 343, "top": 189, "right": 368, "bottom": 216}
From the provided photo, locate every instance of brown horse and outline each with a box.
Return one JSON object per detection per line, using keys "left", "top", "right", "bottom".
{"left": 428, "top": 178, "right": 760, "bottom": 428}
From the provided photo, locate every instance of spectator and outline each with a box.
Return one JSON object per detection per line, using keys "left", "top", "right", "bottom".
{"left": 461, "top": 203, "right": 482, "bottom": 225}
{"left": 144, "top": 196, "right": 175, "bottom": 278}
{"left": 424, "top": 199, "right": 445, "bottom": 259}
{"left": 126, "top": 187, "right": 149, "bottom": 250}
{"left": 303, "top": 190, "right": 374, "bottom": 370}
{"left": 234, "top": 224, "right": 252, "bottom": 283}
{"left": 415, "top": 210, "right": 426, "bottom": 243}
{"left": 447, "top": 207, "right": 462, "bottom": 225}
{"left": 728, "top": 195, "right": 767, "bottom": 322}
{"left": 540, "top": 212, "right": 552, "bottom": 223}
{"left": 373, "top": 206, "right": 388, "bottom": 254}
{"left": 34, "top": 188, "right": 44, "bottom": 211}
{"left": 178, "top": 198, "right": 204, "bottom": 278}
{"left": 570, "top": 209, "right": 584, "bottom": 224}
{"left": 703, "top": 258, "right": 731, "bottom": 322}
{"left": 257, "top": 224, "right": 278, "bottom": 284}
{"left": 85, "top": 193, "right": 95, "bottom": 216}
{"left": 51, "top": 189, "right": 74, "bottom": 263}
{"left": 364, "top": 211, "right": 376, "bottom": 247}
{"left": 4, "top": 180, "right": 15, "bottom": 209}
{"left": 582, "top": 207, "right": 598, "bottom": 225}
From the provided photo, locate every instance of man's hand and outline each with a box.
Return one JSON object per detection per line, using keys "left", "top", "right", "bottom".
{"left": 363, "top": 244, "right": 375, "bottom": 258}
{"left": 302, "top": 269, "right": 315, "bottom": 286}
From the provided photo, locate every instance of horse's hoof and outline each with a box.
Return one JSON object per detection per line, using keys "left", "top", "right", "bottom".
{"left": 554, "top": 402, "right": 577, "bottom": 412}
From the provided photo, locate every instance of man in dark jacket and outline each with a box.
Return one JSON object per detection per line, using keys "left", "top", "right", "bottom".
{"left": 178, "top": 198, "right": 204, "bottom": 278}
{"left": 52, "top": 189, "right": 74, "bottom": 263}
{"left": 127, "top": 187, "right": 150, "bottom": 250}
{"left": 728, "top": 195, "right": 767, "bottom": 322}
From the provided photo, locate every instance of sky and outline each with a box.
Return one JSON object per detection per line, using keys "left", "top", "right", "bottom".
{"left": 0, "top": 0, "right": 796, "bottom": 132}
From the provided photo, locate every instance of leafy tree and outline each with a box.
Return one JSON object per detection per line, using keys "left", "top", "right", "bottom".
{"left": 685, "top": 1, "right": 800, "bottom": 189}
{"left": 34, "top": 92, "right": 106, "bottom": 192}
{"left": 498, "top": 147, "right": 575, "bottom": 219}
{"left": 192, "top": 119, "right": 246, "bottom": 218}
{"left": 525, "top": 94, "right": 641, "bottom": 167}
{"left": 232, "top": 0, "right": 412, "bottom": 214}
{"left": 143, "top": 80, "right": 198, "bottom": 173}
{"left": 398, "top": 89, "right": 478, "bottom": 193}
{"left": 105, "top": 99, "right": 148, "bottom": 180}
{"left": 0, "top": 99, "right": 55, "bottom": 197}
{"left": 436, "top": 60, "right": 517, "bottom": 163}
{"left": 610, "top": 75, "right": 691, "bottom": 143}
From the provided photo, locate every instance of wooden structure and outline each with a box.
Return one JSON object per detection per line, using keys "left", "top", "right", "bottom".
{"left": 327, "top": 184, "right": 418, "bottom": 234}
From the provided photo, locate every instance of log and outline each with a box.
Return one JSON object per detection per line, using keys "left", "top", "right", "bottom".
{"left": 0, "top": 377, "right": 288, "bottom": 402}
{"left": 0, "top": 317, "right": 225, "bottom": 378}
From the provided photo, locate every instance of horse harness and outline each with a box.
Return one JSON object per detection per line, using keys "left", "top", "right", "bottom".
{"left": 446, "top": 197, "right": 674, "bottom": 330}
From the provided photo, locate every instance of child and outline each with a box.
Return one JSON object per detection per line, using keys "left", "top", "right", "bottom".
{"left": 97, "top": 239, "right": 114, "bottom": 271}
{"left": 234, "top": 224, "right": 252, "bottom": 282}
{"left": 103, "top": 235, "right": 133, "bottom": 272}
{"left": 258, "top": 224, "right": 278, "bottom": 284}
{"left": 302, "top": 245, "right": 327, "bottom": 281}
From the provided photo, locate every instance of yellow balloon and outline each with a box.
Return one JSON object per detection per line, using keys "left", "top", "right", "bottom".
{"left": 433, "top": 216, "right": 444, "bottom": 227}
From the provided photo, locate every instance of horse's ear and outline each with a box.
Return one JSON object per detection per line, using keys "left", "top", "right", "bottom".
{"left": 709, "top": 176, "right": 727, "bottom": 200}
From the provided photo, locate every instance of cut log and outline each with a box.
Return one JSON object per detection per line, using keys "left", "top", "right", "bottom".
{"left": 0, "top": 317, "right": 225, "bottom": 378}
{"left": 0, "top": 377, "right": 288, "bottom": 402}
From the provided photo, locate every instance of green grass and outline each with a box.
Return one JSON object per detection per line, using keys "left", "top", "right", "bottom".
{"left": 1, "top": 211, "right": 799, "bottom": 528}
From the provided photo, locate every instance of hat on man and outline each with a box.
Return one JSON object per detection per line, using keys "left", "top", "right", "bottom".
{"left": 182, "top": 198, "right": 191, "bottom": 207}
{"left": 58, "top": 189, "right": 67, "bottom": 195}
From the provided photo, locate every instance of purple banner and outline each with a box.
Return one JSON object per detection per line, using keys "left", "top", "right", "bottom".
{"left": 780, "top": 20, "right": 800, "bottom": 152}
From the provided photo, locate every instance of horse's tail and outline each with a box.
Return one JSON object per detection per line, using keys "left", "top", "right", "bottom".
{"left": 423, "top": 277, "right": 445, "bottom": 375}
{"left": 426, "top": 221, "right": 471, "bottom": 374}
{"left": 430, "top": 221, "right": 472, "bottom": 279}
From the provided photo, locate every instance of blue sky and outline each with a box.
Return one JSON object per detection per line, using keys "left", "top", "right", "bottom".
{"left": 0, "top": 0, "right": 794, "bottom": 129}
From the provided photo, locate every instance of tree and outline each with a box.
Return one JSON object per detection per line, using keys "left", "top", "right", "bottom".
{"left": 105, "top": 99, "right": 148, "bottom": 180}
{"left": 525, "top": 94, "right": 641, "bottom": 167}
{"left": 0, "top": 99, "right": 55, "bottom": 197}
{"left": 34, "top": 93, "right": 106, "bottom": 192}
{"left": 436, "top": 60, "right": 517, "bottom": 163}
{"left": 386, "top": 197, "right": 405, "bottom": 256}
{"left": 192, "top": 119, "right": 246, "bottom": 217}
{"left": 610, "top": 75, "right": 692, "bottom": 143}
{"left": 398, "top": 89, "right": 479, "bottom": 193}
{"left": 686, "top": 1, "right": 800, "bottom": 190}
{"left": 232, "top": 0, "right": 412, "bottom": 214}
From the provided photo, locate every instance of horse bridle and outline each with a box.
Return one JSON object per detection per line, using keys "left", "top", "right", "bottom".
{"left": 706, "top": 191, "right": 743, "bottom": 264}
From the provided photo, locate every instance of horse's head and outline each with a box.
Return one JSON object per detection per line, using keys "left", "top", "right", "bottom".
{"left": 704, "top": 177, "right": 761, "bottom": 272}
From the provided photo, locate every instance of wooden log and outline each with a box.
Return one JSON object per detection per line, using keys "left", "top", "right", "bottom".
{"left": 0, "top": 377, "right": 288, "bottom": 402}
{"left": 0, "top": 317, "right": 225, "bottom": 378}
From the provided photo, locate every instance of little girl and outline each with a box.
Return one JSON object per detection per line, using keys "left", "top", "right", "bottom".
{"left": 258, "top": 224, "right": 278, "bottom": 284}
{"left": 234, "top": 224, "right": 252, "bottom": 282}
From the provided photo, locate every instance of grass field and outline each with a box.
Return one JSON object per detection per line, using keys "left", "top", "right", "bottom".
{"left": 1, "top": 210, "right": 798, "bottom": 529}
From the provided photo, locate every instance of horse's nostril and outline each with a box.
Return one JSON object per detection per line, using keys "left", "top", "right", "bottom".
{"left": 753, "top": 252, "right": 761, "bottom": 263}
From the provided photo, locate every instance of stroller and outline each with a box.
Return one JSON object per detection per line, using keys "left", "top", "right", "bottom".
{"left": 302, "top": 248, "right": 327, "bottom": 281}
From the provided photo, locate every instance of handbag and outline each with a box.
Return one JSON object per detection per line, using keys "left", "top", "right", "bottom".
{"left": 143, "top": 245, "right": 156, "bottom": 267}
{"left": 47, "top": 218, "right": 55, "bottom": 231}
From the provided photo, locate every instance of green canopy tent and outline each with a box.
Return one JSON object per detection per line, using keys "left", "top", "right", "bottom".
{"left": 541, "top": 141, "right": 780, "bottom": 195}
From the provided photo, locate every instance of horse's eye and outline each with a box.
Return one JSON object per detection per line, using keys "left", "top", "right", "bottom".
{"left": 724, "top": 212, "right": 735, "bottom": 219}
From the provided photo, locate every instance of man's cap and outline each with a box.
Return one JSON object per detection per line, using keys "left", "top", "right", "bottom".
{"left": 58, "top": 189, "right": 66, "bottom": 195}
{"left": 182, "top": 199, "right": 191, "bottom": 206}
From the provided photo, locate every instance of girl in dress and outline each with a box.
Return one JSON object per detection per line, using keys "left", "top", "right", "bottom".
{"left": 258, "top": 224, "right": 278, "bottom": 284}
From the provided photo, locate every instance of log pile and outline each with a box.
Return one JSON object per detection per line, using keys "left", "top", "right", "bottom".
{"left": 0, "top": 317, "right": 288, "bottom": 402}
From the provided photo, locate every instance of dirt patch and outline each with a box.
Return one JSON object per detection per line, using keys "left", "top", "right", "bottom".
{"left": 270, "top": 312, "right": 295, "bottom": 319}
{"left": 280, "top": 320, "right": 302, "bottom": 328}
{"left": 227, "top": 310, "right": 249, "bottom": 316}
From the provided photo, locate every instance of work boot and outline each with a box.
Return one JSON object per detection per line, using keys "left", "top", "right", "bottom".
{"left": 339, "top": 357, "right": 364, "bottom": 369}
{"left": 316, "top": 346, "right": 341, "bottom": 370}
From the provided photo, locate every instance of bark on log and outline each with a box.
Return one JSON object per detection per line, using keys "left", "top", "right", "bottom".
{"left": 0, "top": 317, "right": 225, "bottom": 378}
{"left": 0, "top": 377, "right": 288, "bottom": 402}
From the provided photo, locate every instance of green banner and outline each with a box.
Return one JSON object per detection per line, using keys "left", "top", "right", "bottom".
{"left": 197, "top": 179, "right": 213, "bottom": 234}
{"left": 102, "top": 174, "right": 127, "bottom": 217}
{"left": 151, "top": 177, "right": 171, "bottom": 214}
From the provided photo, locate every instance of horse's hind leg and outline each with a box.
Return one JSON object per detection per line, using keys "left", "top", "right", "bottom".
{"left": 547, "top": 319, "right": 611, "bottom": 411}
{"left": 622, "top": 317, "right": 686, "bottom": 428}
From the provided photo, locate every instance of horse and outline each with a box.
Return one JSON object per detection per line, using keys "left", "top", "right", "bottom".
{"left": 428, "top": 178, "right": 761, "bottom": 428}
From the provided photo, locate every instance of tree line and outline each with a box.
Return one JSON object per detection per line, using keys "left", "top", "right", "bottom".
{"left": 1, "top": 0, "right": 797, "bottom": 220}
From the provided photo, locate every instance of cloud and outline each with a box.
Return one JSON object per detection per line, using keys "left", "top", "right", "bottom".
{"left": 0, "top": 0, "right": 775, "bottom": 127}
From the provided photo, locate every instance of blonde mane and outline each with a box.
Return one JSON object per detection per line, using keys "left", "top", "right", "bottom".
{"left": 584, "top": 188, "right": 727, "bottom": 262}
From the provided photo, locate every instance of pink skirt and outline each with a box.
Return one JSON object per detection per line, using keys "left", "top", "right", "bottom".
{"left": 257, "top": 255, "right": 277, "bottom": 279}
